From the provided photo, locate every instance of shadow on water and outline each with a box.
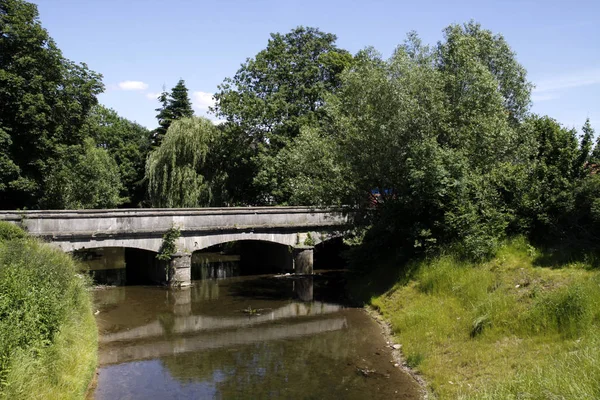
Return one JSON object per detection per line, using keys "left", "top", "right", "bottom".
{"left": 225, "top": 272, "right": 351, "bottom": 305}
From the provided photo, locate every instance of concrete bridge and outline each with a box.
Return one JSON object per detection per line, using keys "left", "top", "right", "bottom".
{"left": 0, "top": 207, "right": 348, "bottom": 286}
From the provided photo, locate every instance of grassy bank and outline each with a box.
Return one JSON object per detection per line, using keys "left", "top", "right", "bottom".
{"left": 363, "top": 237, "right": 600, "bottom": 399}
{"left": 0, "top": 222, "right": 97, "bottom": 400}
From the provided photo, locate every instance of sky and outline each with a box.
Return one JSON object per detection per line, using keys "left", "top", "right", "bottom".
{"left": 35, "top": 0, "right": 599, "bottom": 133}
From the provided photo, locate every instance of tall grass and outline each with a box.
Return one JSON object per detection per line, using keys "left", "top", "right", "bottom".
{"left": 370, "top": 236, "right": 600, "bottom": 399}
{"left": 0, "top": 222, "right": 97, "bottom": 399}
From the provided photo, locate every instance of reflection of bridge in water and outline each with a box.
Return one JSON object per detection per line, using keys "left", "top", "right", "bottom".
{"left": 101, "top": 300, "right": 343, "bottom": 344}
{"left": 99, "top": 316, "right": 347, "bottom": 365}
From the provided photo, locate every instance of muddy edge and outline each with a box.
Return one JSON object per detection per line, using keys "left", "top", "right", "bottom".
{"left": 364, "top": 306, "right": 431, "bottom": 400}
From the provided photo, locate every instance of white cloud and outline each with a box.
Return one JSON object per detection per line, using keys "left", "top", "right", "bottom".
{"left": 192, "top": 91, "right": 215, "bottom": 112}
{"left": 146, "top": 92, "right": 161, "bottom": 100}
{"left": 531, "top": 93, "right": 560, "bottom": 102}
{"left": 533, "top": 69, "right": 600, "bottom": 93}
{"left": 118, "top": 80, "right": 149, "bottom": 91}
{"left": 192, "top": 91, "right": 225, "bottom": 124}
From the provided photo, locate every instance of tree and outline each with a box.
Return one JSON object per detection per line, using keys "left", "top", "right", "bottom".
{"left": 41, "top": 138, "right": 125, "bottom": 209}
{"left": 285, "top": 25, "right": 533, "bottom": 260}
{"left": 84, "top": 105, "right": 151, "bottom": 206}
{"left": 152, "top": 79, "right": 194, "bottom": 147}
{"left": 437, "top": 21, "right": 532, "bottom": 125}
{"left": 212, "top": 26, "right": 353, "bottom": 203}
{"left": 0, "top": 0, "right": 103, "bottom": 209}
{"left": 146, "top": 117, "right": 223, "bottom": 208}
{"left": 586, "top": 120, "right": 600, "bottom": 165}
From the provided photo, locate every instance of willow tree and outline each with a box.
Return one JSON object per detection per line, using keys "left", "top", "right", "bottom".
{"left": 146, "top": 117, "right": 221, "bottom": 208}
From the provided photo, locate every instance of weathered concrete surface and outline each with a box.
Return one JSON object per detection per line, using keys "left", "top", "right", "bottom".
{"left": 0, "top": 207, "right": 348, "bottom": 285}
{"left": 293, "top": 246, "right": 314, "bottom": 275}
{"left": 0, "top": 207, "right": 348, "bottom": 253}
{"left": 169, "top": 253, "right": 192, "bottom": 287}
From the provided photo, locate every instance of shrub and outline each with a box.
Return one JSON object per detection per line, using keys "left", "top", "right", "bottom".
{"left": 0, "top": 236, "right": 96, "bottom": 397}
{"left": 0, "top": 222, "right": 25, "bottom": 243}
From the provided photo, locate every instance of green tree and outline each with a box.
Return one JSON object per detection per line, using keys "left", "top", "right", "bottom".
{"left": 289, "top": 25, "right": 532, "bottom": 260}
{"left": 576, "top": 118, "right": 594, "bottom": 175}
{"left": 0, "top": 0, "right": 103, "bottom": 209}
{"left": 437, "top": 21, "right": 532, "bottom": 125}
{"left": 586, "top": 120, "right": 600, "bottom": 165}
{"left": 146, "top": 117, "right": 223, "bottom": 208}
{"left": 152, "top": 80, "right": 194, "bottom": 147}
{"left": 212, "top": 26, "right": 353, "bottom": 203}
{"left": 41, "top": 138, "right": 125, "bottom": 209}
{"left": 84, "top": 105, "right": 151, "bottom": 206}
{"left": 514, "top": 116, "right": 588, "bottom": 239}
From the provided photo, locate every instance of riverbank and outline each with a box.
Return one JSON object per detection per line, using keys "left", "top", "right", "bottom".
{"left": 364, "top": 307, "right": 430, "bottom": 399}
{"left": 0, "top": 222, "right": 97, "bottom": 400}
{"left": 357, "top": 237, "right": 600, "bottom": 399}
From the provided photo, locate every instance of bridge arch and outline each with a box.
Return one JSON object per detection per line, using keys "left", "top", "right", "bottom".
{"left": 182, "top": 232, "right": 297, "bottom": 252}
{"left": 72, "top": 246, "right": 167, "bottom": 286}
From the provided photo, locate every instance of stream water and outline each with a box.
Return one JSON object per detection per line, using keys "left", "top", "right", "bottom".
{"left": 89, "top": 271, "right": 420, "bottom": 399}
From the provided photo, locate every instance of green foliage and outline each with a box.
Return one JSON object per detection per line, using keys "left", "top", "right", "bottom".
{"left": 146, "top": 117, "right": 224, "bottom": 208}
{"left": 41, "top": 138, "right": 125, "bottom": 209}
{"left": 0, "top": 221, "right": 25, "bottom": 242}
{"left": 304, "top": 24, "right": 530, "bottom": 260}
{"left": 84, "top": 105, "right": 152, "bottom": 206}
{"left": 213, "top": 26, "right": 352, "bottom": 204}
{"left": 0, "top": 236, "right": 95, "bottom": 395}
{"left": 157, "top": 226, "right": 181, "bottom": 261}
{"left": 257, "top": 127, "right": 349, "bottom": 205}
{"left": 437, "top": 21, "right": 532, "bottom": 124}
{"left": 0, "top": 0, "right": 103, "bottom": 209}
{"left": 153, "top": 79, "right": 194, "bottom": 147}
{"left": 303, "top": 233, "right": 315, "bottom": 247}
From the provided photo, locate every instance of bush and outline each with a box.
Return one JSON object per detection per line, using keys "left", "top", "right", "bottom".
{"left": 0, "top": 222, "right": 25, "bottom": 242}
{"left": 0, "top": 236, "right": 96, "bottom": 398}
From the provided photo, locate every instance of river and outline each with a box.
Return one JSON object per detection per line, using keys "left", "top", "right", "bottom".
{"left": 89, "top": 269, "right": 420, "bottom": 399}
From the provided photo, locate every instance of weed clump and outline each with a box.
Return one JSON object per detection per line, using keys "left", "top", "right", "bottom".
{"left": 528, "top": 283, "right": 596, "bottom": 338}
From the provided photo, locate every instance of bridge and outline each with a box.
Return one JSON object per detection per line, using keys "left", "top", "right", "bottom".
{"left": 0, "top": 207, "right": 348, "bottom": 286}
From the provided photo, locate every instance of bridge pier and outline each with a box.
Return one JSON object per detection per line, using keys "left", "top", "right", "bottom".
{"left": 168, "top": 253, "right": 192, "bottom": 287}
{"left": 293, "top": 246, "right": 313, "bottom": 275}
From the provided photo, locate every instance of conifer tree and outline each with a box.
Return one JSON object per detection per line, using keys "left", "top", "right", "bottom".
{"left": 152, "top": 79, "right": 194, "bottom": 147}
{"left": 586, "top": 119, "right": 600, "bottom": 165}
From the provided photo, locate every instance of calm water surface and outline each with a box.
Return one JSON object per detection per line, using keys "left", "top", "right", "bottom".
{"left": 90, "top": 273, "right": 420, "bottom": 399}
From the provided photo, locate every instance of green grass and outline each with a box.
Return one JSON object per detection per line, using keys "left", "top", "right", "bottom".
{"left": 369, "top": 237, "right": 600, "bottom": 399}
{"left": 0, "top": 222, "right": 97, "bottom": 399}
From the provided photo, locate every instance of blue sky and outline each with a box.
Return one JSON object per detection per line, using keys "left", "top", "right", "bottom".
{"left": 36, "top": 0, "right": 599, "bottom": 133}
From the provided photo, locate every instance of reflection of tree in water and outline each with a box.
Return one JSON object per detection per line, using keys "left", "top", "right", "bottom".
{"left": 191, "top": 278, "right": 220, "bottom": 301}
{"left": 227, "top": 276, "right": 295, "bottom": 301}
{"left": 227, "top": 273, "right": 350, "bottom": 305}
{"left": 159, "top": 327, "right": 371, "bottom": 399}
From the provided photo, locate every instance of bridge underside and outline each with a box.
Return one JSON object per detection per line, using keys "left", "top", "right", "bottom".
{"left": 71, "top": 231, "right": 340, "bottom": 287}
